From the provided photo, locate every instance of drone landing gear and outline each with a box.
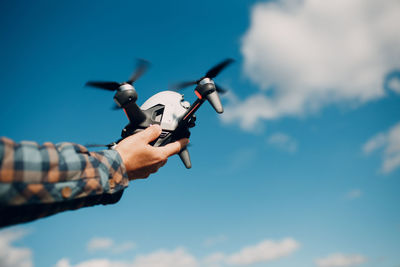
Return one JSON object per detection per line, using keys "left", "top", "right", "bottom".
{"left": 178, "top": 147, "right": 191, "bottom": 169}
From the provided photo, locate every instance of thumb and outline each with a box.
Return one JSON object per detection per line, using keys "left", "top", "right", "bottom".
{"left": 137, "top": 124, "right": 162, "bottom": 143}
{"left": 160, "top": 138, "right": 189, "bottom": 157}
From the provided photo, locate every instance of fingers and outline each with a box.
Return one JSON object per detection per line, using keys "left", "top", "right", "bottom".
{"left": 136, "top": 124, "right": 162, "bottom": 143}
{"left": 160, "top": 138, "right": 189, "bottom": 158}
{"left": 128, "top": 159, "right": 168, "bottom": 180}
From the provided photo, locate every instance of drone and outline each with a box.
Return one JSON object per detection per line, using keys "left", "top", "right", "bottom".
{"left": 86, "top": 58, "right": 234, "bottom": 169}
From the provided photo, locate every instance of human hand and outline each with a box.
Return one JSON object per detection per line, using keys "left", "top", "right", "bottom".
{"left": 115, "top": 124, "right": 189, "bottom": 180}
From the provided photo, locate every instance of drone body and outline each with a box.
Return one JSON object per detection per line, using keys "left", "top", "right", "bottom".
{"left": 119, "top": 90, "right": 193, "bottom": 168}
{"left": 140, "top": 91, "right": 189, "bottom": 133}
{"left": 86, "top": 59, "right": 234, "bottom": 169}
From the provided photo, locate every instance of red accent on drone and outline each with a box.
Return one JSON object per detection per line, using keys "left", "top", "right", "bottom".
{"left": 123, "top": 108, "right": 128, "bottom": 119}
{"left": 183, "top": 102, "right": 200, "bottom": 121}
{"left": 195, "top": 90, "right": 202, "bottom": 99}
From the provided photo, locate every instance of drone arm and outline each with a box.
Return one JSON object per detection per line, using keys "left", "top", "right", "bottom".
{"left": 123, "top": 101, "right": 147, "bottom": 127}
{"left": 113, "top": 88, "right": 147, "bottom": 127}
{"left": 181, "top": 98, "right": 205, "bottom": 125}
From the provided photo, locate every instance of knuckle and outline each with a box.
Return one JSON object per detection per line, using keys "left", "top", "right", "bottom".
{"left": 156, "top": 152, "right": 167, "bottom": 161}
{"left": 150, "top": 125, "right": 161, "bottom": 134}
{"left": 155, "top": 154, "right": 165, "bottom": 162}
{"left": 160, "top": 154, "right": 168, "bottom": 161}
{"left": 173, "top": 143, "right": 182, "bottom": 154}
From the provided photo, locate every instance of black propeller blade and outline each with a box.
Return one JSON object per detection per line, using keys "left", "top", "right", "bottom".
{"left": 86, "top": 59, "right": 150, "bottom": 91}
{"left": 170, "top": 81, "right": 198, "bottom": 90}
{"left": 86, "top": 81, "right": 120, "bottom": 91}
{"left": 170, "top": 58, "right": 234, "bottom": 92}
{"left": 112, "top": 103, "right": 121, "bottom": 110}
{"left": 128, "top": 58, "right": 150, "bottom": 84}
{"left": 215, "top": 84, "right": 228, "bottom": 94}
{"left": 205, "top": 58, "right": 234, "bottom": 79}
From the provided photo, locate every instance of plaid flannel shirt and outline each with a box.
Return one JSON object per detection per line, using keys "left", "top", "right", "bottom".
{"left": 0, "top": 137, "right": 129, "bottom": 227}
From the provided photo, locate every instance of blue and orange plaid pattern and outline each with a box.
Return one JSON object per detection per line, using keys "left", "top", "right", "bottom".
{"left": 0, "top": 137, "right": 129, "bottom": 227}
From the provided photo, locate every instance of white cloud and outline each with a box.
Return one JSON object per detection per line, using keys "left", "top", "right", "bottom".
{"left": 315, "top": 253, "right": 366, "bottom": 267}
{"left": 87, "top": 237, "right": 136, "bottom": 254}
{"left": 225, "top": 238, "right": 299, "bottom": 265}
{"left": 363, "top": 121, "right": 400, "bottom": 173}
{"left": 267, "top": 132, "right": 298, "bottom": 153}
{"left": 54, "top": 258, "right": 129, "bottom": 267}
{"left": 131, "top": 248, "right": 198, "bottom": 267}
{"left": 56, "top": 238, "right": 299, "bottom": 267}
{"left": 112, "top": 242, "right": 136, "bottom": 254}
{"left": 204, "top": 238, "right": 300, "bottom": 266}
{"left": 388, "top": 77, "right": 400, "bottom": 94}
{"left": 0, "top": 228, "right": 32, "bottom": 267}
{"left": 87, "top": 238, "right": 113, "bottom": 252}
{"left": 203, "top": 253, "right": 226, "bottom": 266}
{"left": 363, "top": 133, "right": 386, "bottom": 155}
{"left": 55, "top": 248, "right": 198, "bottom": 267}
{"left": 223, "top": 0, "right": 400, "bottom": 131}
{"left": 345, "top": 189, "right": 362, "bottom": 200}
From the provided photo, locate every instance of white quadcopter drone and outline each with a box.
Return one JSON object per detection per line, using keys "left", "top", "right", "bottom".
{"left": 86, "top": 58, "right": 234, "bottom": 168}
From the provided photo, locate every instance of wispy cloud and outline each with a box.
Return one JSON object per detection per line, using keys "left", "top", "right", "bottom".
{"left": 225, "top": 238, "right": 299, "bottom": 265}
{"left": 55, "top": 248, "right": 198, "bottom": 267}
{"left": 87, "top": 237, "right": 114, "bottom": 252}
{"left": 55, "top": 237, "right": 299, "bottom": 267}
{"left": 87, "top": 237, "right": 136, "bottom": 254}
{"left": 55, "top": 258, "right": 130, "bottom": 267}
{"left": 204, "top": 238, "right": 300, "bottom": 266}
{"left": 315, "top": 253, "right": 366, "bottom": 267}
{"left": 345, "top": 189, "right": 362, "bottom": 200}
{"left": 267, "top": 132, "right": 298, "bottom": 153}
{"left": 388, "top": 76, "right": 400, "bottom": 94}
{"left": 112, "top": 242, "right": 136, "bottom": 254}
{"left": 132, "top": 248, "right": 197, "bottom": 267}
{"left": 0, "top": 228, "right": 32, "bottom": 267}
{"left": 363, "top": 121, "right": 400, "bottom": 173}
{"left": 203, "top": 235, "right": 228, "bottom": 247}
{"left": 214, "top": 147, "right": 258, "bottom": 176}
{"left": 222, "top": 0, "right": 400, "bottom": 131}
{"left": 363, "top": 133, "right": 387, "bottom": 155}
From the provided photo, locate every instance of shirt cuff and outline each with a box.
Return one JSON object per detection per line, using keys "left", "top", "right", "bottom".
{"left": 90, "top": 149, "right": 129, "bottom": 195}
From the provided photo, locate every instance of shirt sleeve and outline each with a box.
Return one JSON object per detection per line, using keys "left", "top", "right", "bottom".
{"left": 0, "top": 137, "right": 129, "bottom": 227}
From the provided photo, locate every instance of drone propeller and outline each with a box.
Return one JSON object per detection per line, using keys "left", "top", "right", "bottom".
{"left": 171, "top": 81, "right": 198, "bottom": 90}
{"left": 86, "top": 59, "right": 150, "bottom": 91}
{"left": 215, "top": 84, "right": 228, "bottom": 94}
{"left": 128, "top": 58, "right": 150, "bottom": 84}
{"left": 86, "top": 81, "right": 120, "bottom": 91}
{"left": 170, "top": 58, "right": 234, "bottom": 93}
{"left": 112, "top": 103, "right": 122, "bottom": 110}
{"left": 205, "top": 58, "right": 234, "bottom": 79}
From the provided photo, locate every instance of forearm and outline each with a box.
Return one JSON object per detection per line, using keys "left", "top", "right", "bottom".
{"left": 0, "top": 137, "right": 129, "bottom": 227}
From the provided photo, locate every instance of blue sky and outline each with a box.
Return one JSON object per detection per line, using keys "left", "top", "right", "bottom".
{"left": 1, "top": 1, "right": 400, "bottom": 267}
